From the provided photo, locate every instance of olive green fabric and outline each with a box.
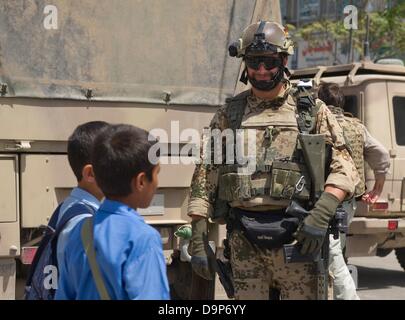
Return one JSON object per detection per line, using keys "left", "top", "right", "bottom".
{"left": 188, "top": 219, "right": 208, "bottom": 257}
{"left": 81, "top": 217, "right": 111, "bottom": 300}
{"left": 294, "top": 192, "right": 340, "bottom": 255}
{"left": 188, "top": 218, "right": 213, "bottom": 280}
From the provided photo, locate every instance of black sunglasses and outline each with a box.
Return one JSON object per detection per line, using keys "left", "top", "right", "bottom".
{"left": 244, "top": 56, "right": 283, "bottom": 70}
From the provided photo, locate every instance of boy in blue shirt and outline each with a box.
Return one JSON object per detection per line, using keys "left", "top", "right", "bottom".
{"left": 25, "top": 121, "right": 109, "bottom": 300}
{"left": 56, "top": 121, "right": 110, "bottom": 271}
{"left": 56, "top": 124, "right": 170, "bottom": 300}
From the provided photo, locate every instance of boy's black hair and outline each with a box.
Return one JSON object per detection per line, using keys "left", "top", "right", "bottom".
{"left": 67, "top": 121, "right": 110, "bottom": 181}
{"left": 317, "top": 82, "right": 345, "bottom": 109}
{"left": 92, "top": 124, "right": 159, "bottom": 198}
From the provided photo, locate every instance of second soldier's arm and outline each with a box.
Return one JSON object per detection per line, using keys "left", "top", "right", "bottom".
{"left": 315, "top": 101, "right": 360, "bottom": 200}
{"left": 362, "top": 125, "right": 390, "bottom": 203}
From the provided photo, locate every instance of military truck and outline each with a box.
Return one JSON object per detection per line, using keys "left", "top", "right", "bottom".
{"left": 291, "top": 61, "right": 405, "bottom": 271}
{"left": 0, "top": 0, "right": 281, "bottom": 299}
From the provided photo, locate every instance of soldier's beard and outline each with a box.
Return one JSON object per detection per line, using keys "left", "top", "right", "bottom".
{"left": 248, "top": 66, "right": 286, "bottom": 91}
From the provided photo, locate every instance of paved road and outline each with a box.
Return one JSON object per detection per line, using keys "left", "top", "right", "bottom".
{"left": 349, "top": 252, "right": 405, "bottom": 300}
{"left": 15, "top": 252, "right": 405, "bottom": 300}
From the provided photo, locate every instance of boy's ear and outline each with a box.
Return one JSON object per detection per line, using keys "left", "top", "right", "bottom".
{"left": 82, "top": 164, "right": 96, "bottom": 183}
{"left": 132, "top": 172, "right": 146, "bottom": 192}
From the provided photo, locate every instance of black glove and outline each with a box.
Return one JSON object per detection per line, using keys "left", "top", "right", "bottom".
{"left": 294, "top": 192, "right": 340, "bottom": 255}
{"left": 188, "top": 218, "right": 213, "bottom": 280}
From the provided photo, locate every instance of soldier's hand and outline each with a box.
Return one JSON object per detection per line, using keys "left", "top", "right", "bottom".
{"left": 188, "top": 217, "right": 213, "bottom": 280}
{"left": 294, "top": 217, "right": 327, "bottom": 255}
{"left": 190, "top": 256, "right": 212, "bottom": 280}
{"left": 294, "top": 192, "right": 340, "bottom": 255}
{"left": 362, "top": 174, "right": 385, "bottom": 204}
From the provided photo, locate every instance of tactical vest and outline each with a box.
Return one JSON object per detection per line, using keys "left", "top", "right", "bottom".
{"left": 216, "top": 88, "right": 320, "bottom": 205}
{"left": 328, "top": 106, "right": 366, "bottom": 197}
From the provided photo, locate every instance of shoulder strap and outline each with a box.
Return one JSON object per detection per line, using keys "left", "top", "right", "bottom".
{"left": 25, "top": 203, "right": 64, "bottom": 287}
{"left": 295, "top": 87, "right": 319, "bottom": 134}
{"left": 50, "top": 202, "right": 96, "bottom": 267}
{"left": 81, "top": 217, "right": 111, "bottom": 300}
{"left": 225, "top": 90, "right": 250, "bottom": 131}
{"left": 55, "top": 202, "right": 95, "bottom": 238}
{"left": 46, "top": 202, "right": 64, "bottom": 231}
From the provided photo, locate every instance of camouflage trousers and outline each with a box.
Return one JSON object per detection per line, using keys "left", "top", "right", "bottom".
{"left": 229, "top": 230, "right": 318, "bottom": 300}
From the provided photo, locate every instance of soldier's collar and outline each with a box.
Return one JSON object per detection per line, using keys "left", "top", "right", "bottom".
{"left": 247, "top": 81, "right": 291, "bottom": 112}
{"left": 328, "top": 105, "right": 344, "bottom": 115}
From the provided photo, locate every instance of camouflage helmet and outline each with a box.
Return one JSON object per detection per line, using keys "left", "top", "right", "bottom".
{"left": 229, "top": 20, "right": 294, "bottom": 58}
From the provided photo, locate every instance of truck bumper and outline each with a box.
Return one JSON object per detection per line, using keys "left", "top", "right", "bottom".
{"left": 346, "top": 217, "right": 405, "bottom": 257}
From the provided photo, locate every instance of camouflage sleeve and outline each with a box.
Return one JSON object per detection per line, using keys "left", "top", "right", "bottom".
{"left": 314, "top": 100, "right": 360, "bottom": 198}
{"left": 187, "top": 105, "right": 229, "bottom": 218}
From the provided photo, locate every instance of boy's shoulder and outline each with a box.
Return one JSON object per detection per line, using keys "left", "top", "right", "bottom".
{"left": 97, "top": 206, "right": 160, "bottom": 240}
{"left": 123, "top": 212, "right": 161, "bottom": 241}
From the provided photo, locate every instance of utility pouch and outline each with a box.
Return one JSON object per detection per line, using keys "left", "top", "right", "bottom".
{"left": 218, "top": 173, "right": 252, "bottom": 201}
{"left": 234, "top": 209, "right": 300, "bottom": 250}
{"left": 270, "top": 161, "right": 311, "bottom": 200}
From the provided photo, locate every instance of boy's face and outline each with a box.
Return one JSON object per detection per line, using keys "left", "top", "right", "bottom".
{"left": 137, "top": 163, "right": 160, "bottom": 208}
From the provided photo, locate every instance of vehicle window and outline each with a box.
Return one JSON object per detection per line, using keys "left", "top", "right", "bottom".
{"left": 343, "top": 95, "right": 359, "bottom": 118}
{"left": 393, "top": 96, "right": 405, "bottom": 146}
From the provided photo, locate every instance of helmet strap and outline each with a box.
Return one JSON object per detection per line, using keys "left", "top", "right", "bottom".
{"left": 239, "top": 68, "right": 249, "bottom": 85}
{"left": 284, "top": 66, "right": 291, "bottom": 77}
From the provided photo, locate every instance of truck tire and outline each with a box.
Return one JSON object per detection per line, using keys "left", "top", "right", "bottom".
{"left": 395, "top": 248, "right": 405, "bottom": 271}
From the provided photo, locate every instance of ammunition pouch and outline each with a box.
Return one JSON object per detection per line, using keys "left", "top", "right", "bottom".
{"left": 218, "top": 173, "right": 254, "bottom": 201}
{"left": 217, "top": 161, "right": 311, "bottom": 202}
{"left": 233, "top": 208, "right": 300, "bottom": 250}
{"left": 270, "top": 161, "right": 311, "bottom": 200}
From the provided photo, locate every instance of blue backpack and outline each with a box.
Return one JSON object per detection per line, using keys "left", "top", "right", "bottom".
{"left": 24, "top": 202, "right": 95, "bottom": 300}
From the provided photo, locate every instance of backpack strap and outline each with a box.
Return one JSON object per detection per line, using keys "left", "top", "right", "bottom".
{"left": 54, "top": 203, "right": 96, "bottom": 239}
{"left": 25, "top": 203, "right": 64, "bottom": 288}
{"left": 47, "top": 202, "right": 64, "bottom": 230}
{"left": 225, "top": 90, "right": 250, "bottom": 131}
{"left": 81, "top": 217, "right": 111, "bottom": 300}
{"left": 50, "top": 202, "right": 96, "bottom": 267}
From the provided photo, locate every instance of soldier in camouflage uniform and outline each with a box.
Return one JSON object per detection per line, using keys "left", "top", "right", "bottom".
{"left": 187, "top": 21, "right": 360, "bottom": 300}
{"left": 318, "top": 82, "right": 390, "bottom": 300}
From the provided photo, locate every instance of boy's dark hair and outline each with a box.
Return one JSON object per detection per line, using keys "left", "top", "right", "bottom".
{"left": 317, "top": 82, "right": 345, "bottom": 109}
{"left": 67, "top": 121, "right": 110, "bottom": 181}
{"left": 92, "top": 124, "right": 159, "bottom": 198}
